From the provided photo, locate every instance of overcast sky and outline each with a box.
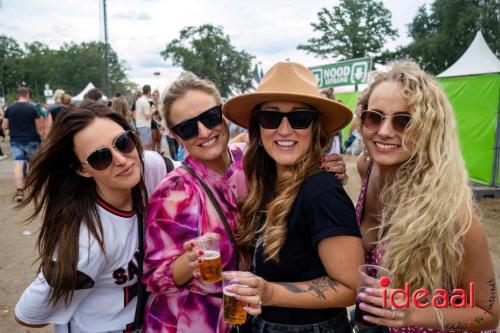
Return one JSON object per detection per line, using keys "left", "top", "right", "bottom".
{"left": 0, "top": 0, "right": 431, "bottom": 91}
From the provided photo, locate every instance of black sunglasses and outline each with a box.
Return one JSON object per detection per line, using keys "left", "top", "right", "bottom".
{"left": 81, "top": 130, "right": 137, "bottom": 170}
{"left": 360, "top": 110, "right": 412, "bottom": 133}
{"left": 254, "top": 110, "right": 318, "bottom": 129}
{"left": 170, "top": 105, "right": 223, "bottom": 140}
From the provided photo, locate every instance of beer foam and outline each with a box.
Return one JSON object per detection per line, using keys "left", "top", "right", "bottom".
{"left": 201, "top": 250, "right": 220, "bottom": 260}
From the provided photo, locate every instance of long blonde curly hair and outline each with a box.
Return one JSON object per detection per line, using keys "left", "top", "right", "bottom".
{"left": 236, "top": 109, "right": 331, "bottom": 265}
{"left": 361, "top": 61, "right": 475, "bottom": 293}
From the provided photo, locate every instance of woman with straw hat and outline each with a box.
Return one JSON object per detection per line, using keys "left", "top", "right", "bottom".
{"left": 224, "top": 61, "right": 364, "bottom": 332}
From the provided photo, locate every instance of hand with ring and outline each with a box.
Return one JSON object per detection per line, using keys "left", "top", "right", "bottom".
{"left": 222, "top": 271, "right": 264, "bottom": 316}
{"left": 320, "top": 153, "right": 348, "bottom": 183}
{"left": 357, "top": 287, "right": 413, "bottom": 328}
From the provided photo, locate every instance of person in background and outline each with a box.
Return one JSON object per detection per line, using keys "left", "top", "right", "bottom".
{"left": 320, "top": 88, "right": 342, "bottom": 154}
{"left": 355, "top": 61, "right": 498, "bottom": 332}
{"left": 15, "top": 104, "right": 167, "bottom": 332}
{"left": 150, "top": 89, "right": 162, "bottom": 153}
{"left": 47, "top": 89, "right": 65, "bottom": 116}
{"left": 2, "top": 87, "right": 43, "bottom": 202}
{"left": 46, "top": 93, "right": 73, "bottom": 137}
{"left": 344, "top": 90, "right": 367, "bottom": 155}
{"left": 84, "top": 88, "right": 104, "bottom": 103}
{"left": 135, "top": 85, "right": 152, "bottom": 150}
{"left": 111, "top": 96, "right": 133, "bottom": 128}
{"left": 0, "top": 106, "right": 7, "bottom": 160}
{"left": 130, "top": 91, "right": 142, "bottom": 131}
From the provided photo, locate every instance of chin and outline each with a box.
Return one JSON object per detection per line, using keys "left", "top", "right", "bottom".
{"left": 371, "top": 154, "right": 408, "bottom": 168}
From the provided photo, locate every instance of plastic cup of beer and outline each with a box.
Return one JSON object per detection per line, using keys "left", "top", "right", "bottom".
{"left": 355, "top": 264, "right": 394, "bottom": 328}
{"left": 222, "top": 271, "right": 250, "bottom": 325}
{"left": 196, "top": 234, "right": 222, "bottom": 284}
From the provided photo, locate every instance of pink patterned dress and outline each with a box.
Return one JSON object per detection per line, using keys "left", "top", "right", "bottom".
{"left": 355, "top": 161, "right": 495, "bottom": 333}
{"left": 143, "top": 143, "right": 248, "bottom": 333}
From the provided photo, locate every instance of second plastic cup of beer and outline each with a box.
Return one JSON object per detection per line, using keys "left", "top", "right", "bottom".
{"left": 222, "top": 271, "right": 250, "bottom": 325}
{"left": 196, "top": 234, "right": 222, "bottom": 284}
{"left": 355, "top": 264, "right": 394, "bottom": 328}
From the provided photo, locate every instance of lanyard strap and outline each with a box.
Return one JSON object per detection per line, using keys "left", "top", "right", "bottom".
{"left": 181, "top": 164, "right": 238, "bottom": 249}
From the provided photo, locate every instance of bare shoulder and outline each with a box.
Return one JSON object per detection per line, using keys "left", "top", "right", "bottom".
{"left": 356, "top": 153, "right": 371, "bottom": 180}
{"left": 463, "top": 215, "right": 488, "bottom": 249}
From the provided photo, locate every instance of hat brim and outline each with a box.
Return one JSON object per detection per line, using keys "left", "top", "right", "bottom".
{"left": 223, "top": 92, "right": 353, "bottom": 133}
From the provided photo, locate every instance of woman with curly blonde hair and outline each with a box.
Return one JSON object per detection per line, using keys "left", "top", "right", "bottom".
{"left": 224, "top": 61, "right": 364, "bottom": 332}
{"left": 355, "top": 61, "right": 498, "bottom": 332}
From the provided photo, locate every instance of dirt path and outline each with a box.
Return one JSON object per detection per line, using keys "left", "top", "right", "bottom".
{"left": 0, "top": 153, "right": 498, "bottom": 332}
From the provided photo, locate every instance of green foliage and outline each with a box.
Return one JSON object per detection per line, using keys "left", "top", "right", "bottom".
{"left": 297, "top": 0, "right": 398, "bottom": 60}
{"left": 161, "top": 24, "right": 254, "bottom": 97}
{"left": 0, "top": 35, "right": 132, "bottom": 104}
{"left": 403, "top": 0, "right": 499, "bottom": 74}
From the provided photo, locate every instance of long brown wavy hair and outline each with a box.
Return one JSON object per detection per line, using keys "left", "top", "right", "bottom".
{"left": 18, "top": 104, "right": 148, "bottom": 305}
{"left": 236, "top": 108, "right": 331, "bottom": 266}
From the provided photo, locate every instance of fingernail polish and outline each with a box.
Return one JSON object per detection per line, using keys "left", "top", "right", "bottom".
{"left": 326, "top": 166, "right": 330, "bottom": 171}
{"left": 190, "top": 242, "right": 195, "bottom": 247}
{"left": 197, "top": 259, "right": 202, "bottom": 264}
{"left": 198, "top": 249, "right": 204, "bottom": 255}
{"left": 359, "top": 292, "right": 366, "bottom": 299}
{"left": 365, "top": 288, "right": 373, "bottom": 293}
{"left": 359, "top": 303, "right": 367, "bottom": 309}
{"left": 320, "top": 157, "right": 325, "bottom": 162}
{"left": 235, "top": 294, "right": 241, "bottom": 300}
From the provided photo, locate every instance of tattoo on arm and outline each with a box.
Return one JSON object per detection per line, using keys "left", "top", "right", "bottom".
{"left": 485, "top": 279, "right": 496, "bottom": 311}
{"left": 445, "top": 322, "right": 467, "bottom": 331}
{"left": 277, "top": 277, "right": 339, "bottom": 300}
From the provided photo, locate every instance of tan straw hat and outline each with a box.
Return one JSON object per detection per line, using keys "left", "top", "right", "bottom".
{"left": 223, "top": 62, "right": 352, "bottom": 133}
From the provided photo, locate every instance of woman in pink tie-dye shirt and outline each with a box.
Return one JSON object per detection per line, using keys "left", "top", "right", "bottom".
{"left": 142, "top": 73, "right": 262, "bottom": 333}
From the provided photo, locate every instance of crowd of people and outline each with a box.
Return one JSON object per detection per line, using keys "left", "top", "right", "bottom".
{"left": 1, "top": 60, "right": 497, "bottom": 333}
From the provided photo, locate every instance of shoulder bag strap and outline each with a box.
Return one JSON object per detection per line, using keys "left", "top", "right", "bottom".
{"left": 181, "top": 164, "right": 237, "bottom": 249}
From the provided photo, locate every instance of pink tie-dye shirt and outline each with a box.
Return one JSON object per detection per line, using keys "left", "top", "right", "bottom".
{"left": 142, "top": 143, "right": 247, "bottom": 333}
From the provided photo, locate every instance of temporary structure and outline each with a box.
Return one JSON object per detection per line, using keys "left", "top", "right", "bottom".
{"left": 72, "top": 82, "right": 108, "bottom": 101}
{"left": 437, "top": 31, "right": 500, "bottom": 186}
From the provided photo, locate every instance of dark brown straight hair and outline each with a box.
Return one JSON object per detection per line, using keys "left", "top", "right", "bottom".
{"left": 18, "top": 103, "right": 148, "bottom": 305}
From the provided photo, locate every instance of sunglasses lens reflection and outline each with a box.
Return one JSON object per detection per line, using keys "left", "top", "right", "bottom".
{"left": 87, "top": 148, "right": 113, "bottom": 170}
{"left": 115, "top": 132, "right": 137, "bottom": 154}
{"left": 393, "top": 115, "right": 411, "bottom": 132}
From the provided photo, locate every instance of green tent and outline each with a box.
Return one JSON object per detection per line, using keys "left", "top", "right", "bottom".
{"left": 336, "top": 32, "right": 500, "bottom": 186}
{"left": 437, "top": 31, "right": 500, "bottom": 186}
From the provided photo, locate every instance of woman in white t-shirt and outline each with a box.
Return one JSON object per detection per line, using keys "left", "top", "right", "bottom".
{"left": 15, "top": 103, "right": 167, "bottom": 333}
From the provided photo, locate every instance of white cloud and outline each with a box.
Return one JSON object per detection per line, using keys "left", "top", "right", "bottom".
{"left": 0, "top": 0, "right": 431, "bottom": 89}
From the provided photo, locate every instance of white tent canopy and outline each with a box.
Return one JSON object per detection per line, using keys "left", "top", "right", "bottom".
{"left": 72, "top": 82, "right": 108, "bottom": 101}
{"left": 437, "top": 31, "right": 500, "bottom": 78}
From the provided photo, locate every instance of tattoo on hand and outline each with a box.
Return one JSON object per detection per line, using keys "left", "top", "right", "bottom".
{"left": 445, "top": 322, "right": 467, "bottom": 331}
{"left": 277, "top": 277, "right": 338, "bottom": 300}
{"left": 485, "top": 279, "right": 496, "bottom": 311}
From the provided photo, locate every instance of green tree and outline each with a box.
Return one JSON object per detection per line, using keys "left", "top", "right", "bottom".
{"left": 0, "top": 36, "right": 132, "bottom": 104}
{"left": 54, "top": 41, "right": 131, "bottom": 96}
{"left": 161, "top": 24, "right": 254, "bottom": 97}
{"left": 0, "top": 35, "right": 24, "bottom": 102}
{"left": 297, "top": 0, "right": 398, "bottom": 60}
{"left": 403, "top": 0, "right": 499, "bottom": 74}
